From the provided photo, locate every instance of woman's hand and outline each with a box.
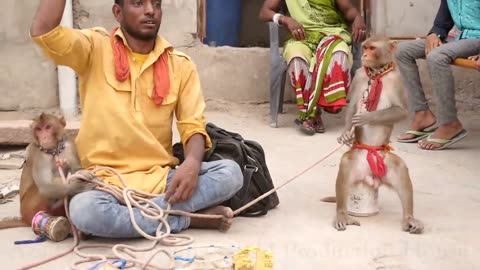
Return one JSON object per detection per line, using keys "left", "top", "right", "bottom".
{"left": 282, "top": 16, "right": 306, "bottom": 41}
{"left": 351, "top": 15, "right": 367, "bottom": 43}
{"left": 425, "top": 33, "right": 443, "bottom": 55}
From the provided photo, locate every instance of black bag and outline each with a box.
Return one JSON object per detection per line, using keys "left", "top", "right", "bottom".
{"left": 172, "top": 123, "right": 279, "bottom": 217}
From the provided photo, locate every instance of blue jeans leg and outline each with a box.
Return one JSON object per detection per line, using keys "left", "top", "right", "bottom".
{"left": 69, "top": 160, "right": 243, "bottom": 238}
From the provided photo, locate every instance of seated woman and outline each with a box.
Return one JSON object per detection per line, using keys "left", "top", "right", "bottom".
{"left": 260, "top": 0, "right": 366, "bottom": 135}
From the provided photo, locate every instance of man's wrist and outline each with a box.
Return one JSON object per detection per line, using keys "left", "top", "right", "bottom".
{"left": 183, "top": 156, "right": 202, "bottom": 170}
{"left": 427, "top": 31, "right": 443, "bottom": 41}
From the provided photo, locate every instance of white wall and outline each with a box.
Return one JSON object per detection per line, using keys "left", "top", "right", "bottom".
{"left": 371, "top": 0, "right": 439, "bottom": 36}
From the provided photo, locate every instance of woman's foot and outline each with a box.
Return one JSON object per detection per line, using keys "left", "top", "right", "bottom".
{"left": 418, "top": 120, "right": 466, "bottom": 150}
{"left": 189, "top": 206, "right": 234, "bottom": 232}
{"left": 294, "top": 119, "right": 316, "bottom": 135}
{"left": 397, "top": 110, "right": 437, "bottom": 142}
{"left": 312, "top": 116, "right": 325, "bottom": 133}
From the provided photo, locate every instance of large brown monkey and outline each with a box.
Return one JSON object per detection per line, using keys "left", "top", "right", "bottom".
{"left": 0, "top": 113, "right": 96, "bottom": 229}
{"left": 332, "top": 36, "right": 423, "bottom": 234}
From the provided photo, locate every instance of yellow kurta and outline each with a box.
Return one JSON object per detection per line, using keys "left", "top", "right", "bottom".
{"left": 31, "top": 26, "right": 212, "bottom": 194}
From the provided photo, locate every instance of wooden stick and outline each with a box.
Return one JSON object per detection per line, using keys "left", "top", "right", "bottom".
{"left": 389, "top": 36, "right": 425, "bottom": 40}
{"left": 453, "top": 58, "right": 477, "bottom": 69}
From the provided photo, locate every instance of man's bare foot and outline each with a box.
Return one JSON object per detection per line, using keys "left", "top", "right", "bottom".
{"left": 418, "top": 120, "right": 464, "bottom": 150}
{"left": 190, "top": 206, "right": 234, "bottom": 232}
{"left": 397, "top": 110, "right": 437, "bottom": 141}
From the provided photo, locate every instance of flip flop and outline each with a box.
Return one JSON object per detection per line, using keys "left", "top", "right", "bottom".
{"left": 294, "top": 119, "right": 315, "bottom": 135}
{"left": 397, "top": 124, "right": 437, "bottom": 143}
{"left": 419, "top": 129, "right": 468, "bottom": 150}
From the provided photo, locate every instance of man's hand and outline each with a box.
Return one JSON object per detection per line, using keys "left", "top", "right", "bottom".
{"left": 425, "top": 33, "right": 443, "bottom": 55}
{"left": 283, "top": 16, "right": 306, "bottom": 41}
{"left": 468, "top": 55, "right": 480, "bottom": 71}
{"left": 164, "top": 158, "right": 201, "bottom": 204}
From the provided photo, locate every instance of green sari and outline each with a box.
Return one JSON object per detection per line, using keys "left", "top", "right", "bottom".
{"left": 283, "top": 0, "right": 353, "bottom": 121}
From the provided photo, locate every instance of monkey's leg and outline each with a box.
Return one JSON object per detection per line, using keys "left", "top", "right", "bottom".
{"left": 334, "top": 155, "right": 361, "bottom": 231}
{"left": 384, "top": 153, "right": 424, "bottom": 234}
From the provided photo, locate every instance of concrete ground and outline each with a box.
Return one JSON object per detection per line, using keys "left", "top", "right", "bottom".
{"left": 0, "top": 101, "right": 479, "bottom": 270}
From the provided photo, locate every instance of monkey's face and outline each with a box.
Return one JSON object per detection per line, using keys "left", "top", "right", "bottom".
{"left": 361, "top": 39, "right": 395, "bottom": 69}
{"left": 34, "top": 122, "right": 57, "bottom": 149}
{"left": 361, "top": 45, "right": 378, "bottom": 68}
{"left": 32, "top": 114, "right": 66, "bottom": 150}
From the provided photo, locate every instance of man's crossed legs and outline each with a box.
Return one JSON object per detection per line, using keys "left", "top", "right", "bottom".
{"left": 395, "top": 38, "right": 480, "bottom": 150}
{"left": 69, "top": 160, "right": 243, "bottom": 238}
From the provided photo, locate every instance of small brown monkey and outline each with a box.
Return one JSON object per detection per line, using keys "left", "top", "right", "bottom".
{"left": 0, "top": 113, "right": 96, "bottom": 229}
{"left": 331, "top": 36, "right": 423, "bottom": 234}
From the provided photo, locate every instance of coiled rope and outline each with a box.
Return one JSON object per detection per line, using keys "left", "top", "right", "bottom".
{"left": 18, "top": 143, "right": 345, "bottom": 270}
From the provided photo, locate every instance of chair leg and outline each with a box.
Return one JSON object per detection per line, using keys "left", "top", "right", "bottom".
{"left": 268, "top": 22, "right": 288, "bottom": 128}
{"left": 270, "top": 56, "right": 287, "bottom": 128}
{"left": 351, "top": 41, "right": 362, "bottom": 79}
{"left": 278, "top": 69, "right": 287, "bottom": 114}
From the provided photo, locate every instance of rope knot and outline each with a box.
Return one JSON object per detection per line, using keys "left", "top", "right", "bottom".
{"left": 352, "top": 141, "right": 393, "bottom": 178}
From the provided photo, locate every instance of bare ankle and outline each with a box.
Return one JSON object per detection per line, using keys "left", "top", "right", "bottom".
{"left": 440, "top": 119, "right": 462, "bottom": 129}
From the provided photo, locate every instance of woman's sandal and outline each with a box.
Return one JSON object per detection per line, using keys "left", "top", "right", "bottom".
{"left": 294, "top": 119, "right": 316, "bottom": 135}
{"left": 312, "top": 118, "right": 325, "bottom": 133}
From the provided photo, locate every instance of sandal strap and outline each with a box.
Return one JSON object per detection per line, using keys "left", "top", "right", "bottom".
{"left": 404, "top": 130, "right": 431, "bottom": 136}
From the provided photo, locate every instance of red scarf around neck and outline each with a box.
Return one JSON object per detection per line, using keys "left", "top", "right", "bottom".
{"left": 110, "top": 27, "right": 170, "bottom": 105}
{"left": 364, "top": 63, "right": 394, "bottom": 112}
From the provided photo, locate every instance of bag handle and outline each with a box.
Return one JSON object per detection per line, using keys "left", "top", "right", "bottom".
{"left": 235, "top": 165, "right": 270, "bottom": 217}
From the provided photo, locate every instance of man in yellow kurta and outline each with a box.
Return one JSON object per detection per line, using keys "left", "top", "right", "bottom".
{"left": 30, "top": 0, "right": 243, "bottom": 237}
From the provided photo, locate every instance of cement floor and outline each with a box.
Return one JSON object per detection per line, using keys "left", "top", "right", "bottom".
{"left": 1, "top": 102, "right": 479, "bottom": 270}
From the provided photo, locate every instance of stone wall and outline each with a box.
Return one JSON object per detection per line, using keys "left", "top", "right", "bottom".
{"left": 0, "top": 1, "right": 58, "bottom": 111}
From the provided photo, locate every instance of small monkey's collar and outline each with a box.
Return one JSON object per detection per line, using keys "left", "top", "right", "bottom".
{"left": 366, "top": 62, "right": 395, "bottom": 79}
{"left": 38, "top": 135, "right": 67, "bottom": 156}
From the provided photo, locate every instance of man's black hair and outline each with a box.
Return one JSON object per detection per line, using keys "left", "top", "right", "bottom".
{"left": 115, "top": 0, "right": 123, "bottom": 6}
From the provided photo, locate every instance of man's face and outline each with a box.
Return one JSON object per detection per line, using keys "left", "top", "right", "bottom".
{"left": 113, "top": 0, "right": 162, "bottom": 41}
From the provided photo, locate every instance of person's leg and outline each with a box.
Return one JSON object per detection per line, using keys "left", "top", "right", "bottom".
{"left": 69, "top": 160, "right": 243, "bottom": 238}
{"left": 395, "top": 39, "right": 437, "bottom": 141}
{"left": 284, "top": 40, "right": 316, "bottom": 135}
{"left": 310, "top": 50, "right": 351, "bottom": 133}
{"left": 287, "top": 57, "right": 316, "bottom": 135}
{"left": 419, "top": 38, "right": 480, "bottom": 150}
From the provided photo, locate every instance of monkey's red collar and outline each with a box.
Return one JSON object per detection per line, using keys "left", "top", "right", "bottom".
{"left": 37, "top": 136, "right": 67, "bottom": 156}
{"left": 362, "top": 62, "right": 395, "bottom": 112}
{"left": 365, "top": 62, "right": 395, "bottom": 79}
{"left": 352, "top": 141, "right": 394, "bottom": 178}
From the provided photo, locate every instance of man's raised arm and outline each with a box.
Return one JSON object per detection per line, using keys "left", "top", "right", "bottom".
{"left": 30, "top": 0, "right": 67, "bottom": 37}
{"left": 30, "top": 0, "right": 94, "bottom": 75}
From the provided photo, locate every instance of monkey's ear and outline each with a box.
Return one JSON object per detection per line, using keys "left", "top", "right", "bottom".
{"left": 59, "top": 116, "right": 66, "bottom": 128}
{"left": 389, "top": 40, "right": 398, "bottom": 52}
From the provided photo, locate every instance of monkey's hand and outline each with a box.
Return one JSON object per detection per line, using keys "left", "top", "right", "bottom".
{"left": 352, "top": 112, "right": 375, "bottom": 126}
{"left": 67, "top": 170, "right": 98, "bottom": 196}
{"left": 55, "top": 158, "right": 70, "bottom": 169}
{"left": 75, "top": 169, "right": 98, "bottom": 182}
{"left": 337, "top": 129, "right": 355, "bottom": 146}
{"left": 67, "top": 178, "right": 97, "bottom": 196}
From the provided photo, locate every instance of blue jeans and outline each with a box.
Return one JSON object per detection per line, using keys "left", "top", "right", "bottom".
{"left": 69, "top": 160, "right": 243, "bottom": 238}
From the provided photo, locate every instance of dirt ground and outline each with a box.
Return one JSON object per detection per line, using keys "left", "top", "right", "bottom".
{"left": 0, "top": 101, "right": 479, "bottom": 269}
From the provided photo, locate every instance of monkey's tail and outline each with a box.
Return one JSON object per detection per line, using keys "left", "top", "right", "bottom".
{"left": 320, "top": 196, "right": 337, "bottom": 203}
{"left": 0, "top": 216, "right": 29, "bottom": 229}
